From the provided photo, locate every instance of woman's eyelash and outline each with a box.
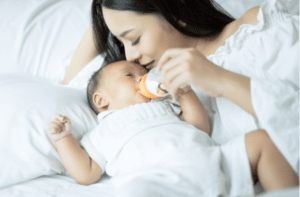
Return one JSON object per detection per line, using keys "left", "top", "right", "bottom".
{"left": 126, "top": 73, "right": 133, "bottom": 76}
{"left": 132, "top": 37, "right": 140, "bottom": 46}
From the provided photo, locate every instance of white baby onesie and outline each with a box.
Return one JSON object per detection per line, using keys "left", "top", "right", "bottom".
{"left": 80, "top": 100, "right": 254, "bottom": 197}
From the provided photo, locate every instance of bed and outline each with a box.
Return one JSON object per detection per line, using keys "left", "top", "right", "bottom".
{"left": 0, "top": 0, "right": 298, "bottom": 196}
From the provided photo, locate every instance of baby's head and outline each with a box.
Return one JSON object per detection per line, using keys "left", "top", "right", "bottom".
{"left": 87, "top": 60, "right": 151, "bottom": 115}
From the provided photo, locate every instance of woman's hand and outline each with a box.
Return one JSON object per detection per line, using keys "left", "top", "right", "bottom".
{"left": 156, "top": 48, "right": 225, "bottom": 100}
{"left": 47, "top": 114, "right": 72, "bottom": 142}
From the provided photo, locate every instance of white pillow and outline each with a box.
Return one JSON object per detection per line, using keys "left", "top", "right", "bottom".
{"left": 64, "top": 55, "right": 105, "bottom": 89}
{"left": 0, "top": 74, "right": 98, "bottom": 188}
{"left": 0, "top": 0, "right": 93, "bottom": 82}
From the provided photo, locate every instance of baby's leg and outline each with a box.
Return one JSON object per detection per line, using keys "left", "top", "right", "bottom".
{"left": 245, "top": 129, "right": 299, "bottom": 192}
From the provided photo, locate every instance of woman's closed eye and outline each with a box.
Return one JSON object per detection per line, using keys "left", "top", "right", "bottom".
{"left": 131, "top": 37, "right": 140, "bottom": 46}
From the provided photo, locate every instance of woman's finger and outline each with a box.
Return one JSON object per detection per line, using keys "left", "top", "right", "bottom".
{"left": 156, "top": 48, "right": 186, "bottom": 71}
{"left": 168, "top": 72, "right": 190, "bottom": 101}
{"left": 161, "top": 63, "right": 181, "bottom": 88}
{"left": 163, "top": 62, "right": 189, "bottom": 87}
{"left": 159, "top": 54, "right": 185, "bottom": 77}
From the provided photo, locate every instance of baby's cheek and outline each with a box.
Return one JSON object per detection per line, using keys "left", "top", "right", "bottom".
{"left": 140, "top": 94, "right": 151, "bottom": 103}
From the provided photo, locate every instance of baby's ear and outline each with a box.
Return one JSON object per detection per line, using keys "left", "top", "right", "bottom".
{"left": 93, "top": 93, "right": 109, "bottom": 110}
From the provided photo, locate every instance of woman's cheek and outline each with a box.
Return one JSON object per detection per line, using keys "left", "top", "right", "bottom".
{"left": 142, "top": 32, "right": 164, "bottom": 59}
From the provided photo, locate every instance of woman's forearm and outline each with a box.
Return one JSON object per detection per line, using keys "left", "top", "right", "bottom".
{"left": 221, "top": 69, "right": 257, "bottom": 118}
{"left": 55, "top": 134, "right": 102, "bottom": 185}
{"left": 63, "top": 24, "right": 98, "bottom": 84}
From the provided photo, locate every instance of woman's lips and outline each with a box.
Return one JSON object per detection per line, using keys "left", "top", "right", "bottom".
{"left": 143, "top": 61, "right": 155, "bottom": 70}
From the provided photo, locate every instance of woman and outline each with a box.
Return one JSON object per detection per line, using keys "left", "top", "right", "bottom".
{"left": 63, "top": 0, "right": 299, "bottom": 176}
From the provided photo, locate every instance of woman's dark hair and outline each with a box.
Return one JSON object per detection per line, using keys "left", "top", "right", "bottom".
{"left": 91, "top": 0, "right": 234, "bottom": 64}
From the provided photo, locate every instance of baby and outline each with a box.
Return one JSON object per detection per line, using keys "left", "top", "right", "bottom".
{"left": 47, "top": 61, "right": 298, "bottom": 197}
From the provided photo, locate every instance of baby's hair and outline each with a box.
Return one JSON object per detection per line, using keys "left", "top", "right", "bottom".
{"left": 87, "top": 59, "right": 120, "bottom": 115}
{"left": 87, "top": 66, "right": 106, "bottom": 115}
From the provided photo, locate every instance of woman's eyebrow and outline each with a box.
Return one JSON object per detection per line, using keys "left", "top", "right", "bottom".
{"left": 120, "top": 29, "right": 134, "bottom": 38}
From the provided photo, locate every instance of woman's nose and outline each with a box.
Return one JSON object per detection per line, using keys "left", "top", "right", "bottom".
{"left": 125, "top": 47, "right": 142, "bottom": 62}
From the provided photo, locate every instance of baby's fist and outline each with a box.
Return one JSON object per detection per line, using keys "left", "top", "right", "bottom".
{"left": 47, "top": 114, "right": 72, "bottom": 142}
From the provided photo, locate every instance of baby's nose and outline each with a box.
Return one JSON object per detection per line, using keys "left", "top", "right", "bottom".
{"left": 138, "top": 74, "right": 144, "bottom": 82}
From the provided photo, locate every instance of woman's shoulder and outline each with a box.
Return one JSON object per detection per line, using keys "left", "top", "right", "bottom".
{"left": 208, "top": 2, "right": 298, "bottom": 59}
{"left": 239, "top": 0, "right": 298, "bottom": 28}
{"left": 224, "top": 6, "right": 260, "bottom": 37}
{"left": 239, "top": 6, "right": 260, "bottom": 26}
{"left": 220, "top": 6, "right": 260, "bottom": 45}
{"left": 205, "top": 7, "right": 260, "bottom": 58}
{"left": 224, "top": 0, "right": 298, "bottom": 41}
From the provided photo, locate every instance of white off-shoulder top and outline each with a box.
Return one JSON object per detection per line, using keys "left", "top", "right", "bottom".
{"left": 202, "top": 0, "right": 299, "bottom": 172}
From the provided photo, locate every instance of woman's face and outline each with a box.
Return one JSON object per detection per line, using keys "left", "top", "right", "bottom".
{"left": 102, "top": 7, "right": 194, "bottom": 69}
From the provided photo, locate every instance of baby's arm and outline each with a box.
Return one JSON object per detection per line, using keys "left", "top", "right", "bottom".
{"left": 47, "top": 114, "right": 102, "bottom": 185}
{"left": 177, "top": 87, "right": 210, "bottom": 135}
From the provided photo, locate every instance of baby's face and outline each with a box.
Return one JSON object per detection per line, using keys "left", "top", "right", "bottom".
{"left": 100, "top": 61, "right": 152, "bottom": 110}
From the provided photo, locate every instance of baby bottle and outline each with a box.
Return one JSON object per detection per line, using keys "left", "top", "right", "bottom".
{"left": 139, "top": 68, "right": 169, "bottom": 99}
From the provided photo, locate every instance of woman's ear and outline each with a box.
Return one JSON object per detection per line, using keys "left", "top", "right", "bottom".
{"left": 93, "top": 92, "right": 109, "bottom": 111}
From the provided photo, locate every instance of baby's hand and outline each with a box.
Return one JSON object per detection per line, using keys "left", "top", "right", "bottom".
{"left": 47, "top": 114, "right": 72, "bottom": 142}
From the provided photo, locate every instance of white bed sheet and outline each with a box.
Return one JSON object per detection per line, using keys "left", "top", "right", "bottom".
{"left": 0, "top": 175, "right": 298, "bottom": 197}
{"left": 0, "top": 0, "right": 298, "bottom": 196}
{"left": 0, "top": 174, "right": 115, "bottom": 197}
